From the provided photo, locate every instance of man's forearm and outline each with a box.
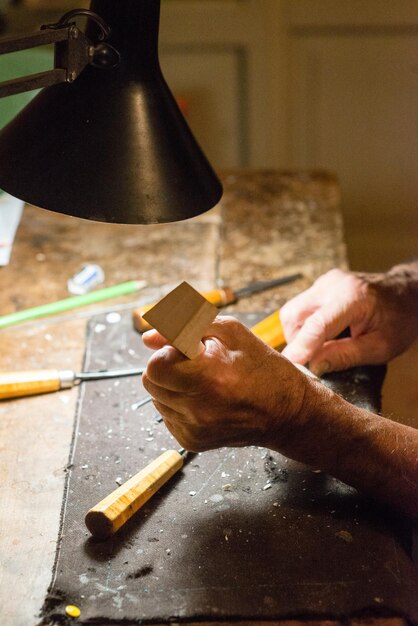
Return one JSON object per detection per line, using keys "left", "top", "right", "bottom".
{"left": 269, "top": 380, "right": 418, "bottom": 520}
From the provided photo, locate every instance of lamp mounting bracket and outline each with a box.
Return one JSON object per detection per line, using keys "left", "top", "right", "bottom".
{"left": 0, "top": 9, "right": 120, "bottom": 98}
{"left": 42, "top": 9, "right": 111, "bottom": 41}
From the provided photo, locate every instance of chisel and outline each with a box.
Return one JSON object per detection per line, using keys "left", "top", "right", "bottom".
{"left": 85, "top": 448, "right": 187, "bottom": 539}
{"left": 251, "top": 309, "right": 286, "bottom": 350}
{"left": 133, "top": 273, "right": 302, "bottom": 333}
{"left": 0, "top": 367, "right": 144, "bottom": 400}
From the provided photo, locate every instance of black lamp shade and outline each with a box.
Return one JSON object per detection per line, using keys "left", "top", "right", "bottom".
{"left": 0, "top": 0, "right": 222, "bottom": 223}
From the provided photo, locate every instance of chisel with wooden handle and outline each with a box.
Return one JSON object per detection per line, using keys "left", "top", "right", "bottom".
{"left": 133, "top": 273, "right": 302, "bottom": 333}
{"left": 85, "top": 449, "right": 187, "bottom": 539}
{"left": 0, "top": 367, "right": 144, "bottom": 400}
{"left": 251, "top": 309, "right": 286, "bottom": 350}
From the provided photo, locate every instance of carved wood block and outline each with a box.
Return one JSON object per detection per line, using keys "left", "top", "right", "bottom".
{"left": 143, "top": 281, "right": 218, "bottom": 359}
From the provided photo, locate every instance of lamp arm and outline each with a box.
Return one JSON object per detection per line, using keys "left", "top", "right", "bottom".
{"left": 0, "top": 9, "right": 120, "bottom": 98}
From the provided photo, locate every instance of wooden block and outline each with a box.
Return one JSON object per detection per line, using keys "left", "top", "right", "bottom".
{"left": 133, "top": 287, "right": 234, "bottom": 334}
{"left": 142, "top": 281, "right": 218, "bottom": 359}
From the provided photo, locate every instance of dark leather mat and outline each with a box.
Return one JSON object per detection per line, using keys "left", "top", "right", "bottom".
{"left": 42, "top": 312, "right": 418, "bottom": 624}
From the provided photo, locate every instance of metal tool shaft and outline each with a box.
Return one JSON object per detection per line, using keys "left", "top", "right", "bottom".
{"left": 234, "top": 273, "right": 303, "bottom": 298}
{"left": 77, "top": 367, "right": 144, "bottom": 382}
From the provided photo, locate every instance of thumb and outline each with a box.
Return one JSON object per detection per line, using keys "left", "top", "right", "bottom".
{"left": 309, "top": 332, "right": 387, "bottom": 375}
{"left": 142, "top": 329, "right": 169, "bottom": 351}
{"left": 143, "top": 328, "right": 206, "bottom": 358}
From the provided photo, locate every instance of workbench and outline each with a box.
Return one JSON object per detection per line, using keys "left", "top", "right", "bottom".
{"left": 0, "top": 171, "right": 413, "bottom": 626}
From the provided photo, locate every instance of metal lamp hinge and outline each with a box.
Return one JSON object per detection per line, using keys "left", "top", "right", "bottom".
{"left": 43, "top": 9, "right": 121, "bottom": 81}
{"left": 0, "top": 9, "right": 120, "bottom": 98}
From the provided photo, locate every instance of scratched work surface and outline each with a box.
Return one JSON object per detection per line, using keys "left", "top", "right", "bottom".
{"left": 42, "top": 313, "right": 418, "bottom": 625}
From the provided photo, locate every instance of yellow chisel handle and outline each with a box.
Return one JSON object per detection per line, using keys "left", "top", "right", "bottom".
{"left": 85, "top": 449, "right": 184, "bottom": 539}
{"left": 0, "top": 369, "right": 75, "bottom": 400}
{"left": 250, "top": 310, "right": 285, "bottom": 350}
{"left": 133, "top": 287, "right": 235, "bottom": 333}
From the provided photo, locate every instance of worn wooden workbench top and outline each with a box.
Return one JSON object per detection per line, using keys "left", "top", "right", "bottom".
{"left": 0, "top": 170, "right": 404, "bottom": 626}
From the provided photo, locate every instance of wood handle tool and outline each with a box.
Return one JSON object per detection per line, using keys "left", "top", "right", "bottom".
{"left": 133, "top": 273, "right": 302, "bottom": 333}
{"left": 250, "top": 309, "right": 286, "bottom": 350}
{"left": 85, "top": 449, "right": 187, "bottom": 539}
{"left": 0, "top": 367, "right": 144, "bottom": 400}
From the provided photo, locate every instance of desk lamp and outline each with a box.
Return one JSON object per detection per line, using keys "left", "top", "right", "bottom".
{"left": 0, "top": 0, "right": 222, "bottom": 223}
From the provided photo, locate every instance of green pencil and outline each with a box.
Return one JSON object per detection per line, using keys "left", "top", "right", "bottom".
{"left": 0, "top": 280, "right": 147, "bottom": 329}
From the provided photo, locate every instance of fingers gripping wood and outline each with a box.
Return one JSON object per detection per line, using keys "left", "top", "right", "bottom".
{"left": 142, "top": 282, "right": 219, "bottom": 359}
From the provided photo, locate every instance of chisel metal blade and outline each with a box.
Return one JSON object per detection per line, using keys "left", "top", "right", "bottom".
{"left": 234, "top": 273, "right": 302, "bottom": 299}
{"left": 77, "top": 367, "right": 144, "bottom": 382}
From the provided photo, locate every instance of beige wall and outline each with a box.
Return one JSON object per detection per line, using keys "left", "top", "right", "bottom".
{"left": 162, "top": 0, "right": 418, "bottom": 272}
{"left": 286, "top": 1, "right": 418, "bottom": 271}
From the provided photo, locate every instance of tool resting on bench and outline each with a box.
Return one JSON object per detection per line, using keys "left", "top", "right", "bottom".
{"left": 0, "top": 367, "right": 144, "bottom": 400}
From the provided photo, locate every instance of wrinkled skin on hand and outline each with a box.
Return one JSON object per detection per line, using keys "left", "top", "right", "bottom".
{"left": 142, "top": 305, "right": 418, "bottom": 521}
{"left": 141, "top": 274, "right": 418, "bottom": 521}
{"left": 142, "top": 316, "right": 309, "bottom": 452}
{"left": 280, "top": 265, "right": 418, "bottom": 375}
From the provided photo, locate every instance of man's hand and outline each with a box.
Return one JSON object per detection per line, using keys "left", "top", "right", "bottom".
{"left": 280, "top": 265, "right": 418, "bottom": 375}
{"left": 142, "top": 312, "right": 418, "bottom": 520}
{"left": 142, "top": 316, "right": 308, "bottom": 452}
